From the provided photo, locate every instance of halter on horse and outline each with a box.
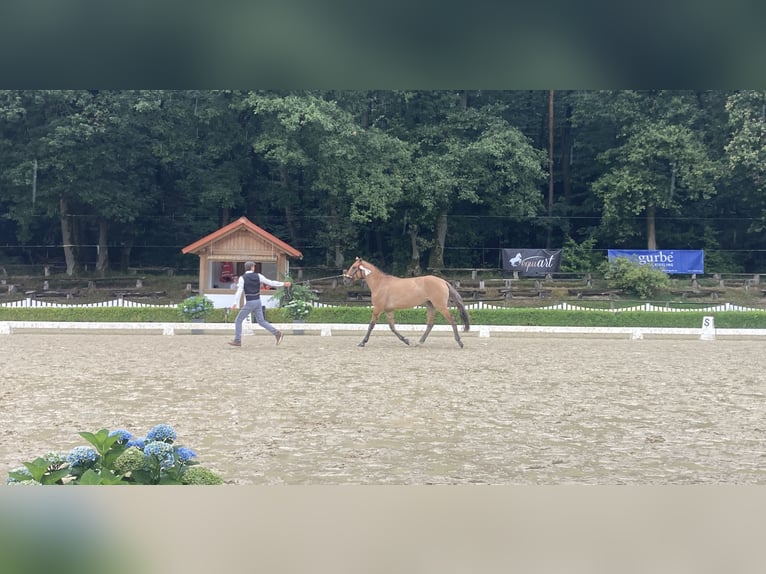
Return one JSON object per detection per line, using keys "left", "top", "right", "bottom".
{"left": 343, "top": 257, "right": 470, "bottom": 348}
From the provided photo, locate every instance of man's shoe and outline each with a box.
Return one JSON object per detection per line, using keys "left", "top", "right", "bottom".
{"left": 275, "top": 331, "right": 284, "bottom": 346}
{"left": 228, "top": 340, "right": 241, "bottom": 347}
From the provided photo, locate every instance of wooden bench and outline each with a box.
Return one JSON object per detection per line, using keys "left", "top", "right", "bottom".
{"left": 347, "top": 290, "right": 371, "bottom": 301}
{"left": 499, "top": 288, "right": 551, "bottom": 299}
{"left": 128, "top": 267, "right": 175, "bottom": 276}
{"left": 567, "top": 289, "right": 620, "bottom": 299}
{"left": 88, "top": 277, "right": 146, "bottom": 289}
{"left": 456, "top": 287, "right": 487, "bottom": 300}
{"left": 30, "top": 290, "right": 80, "bottom": 299}
{"left": 111, "top": 291, "right": 168, "bottom": 298}
{"left": 670, "top": 289, "right": 725, "bottom": 299}
{"left": 428, "top": 268, "right": 495, "bottom": 280}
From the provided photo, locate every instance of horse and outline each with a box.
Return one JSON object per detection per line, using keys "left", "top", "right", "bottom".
{"left": 342, "top": 257, "right": 471, "bottom": 348}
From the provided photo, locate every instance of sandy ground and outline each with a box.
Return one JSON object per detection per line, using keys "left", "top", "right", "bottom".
{"left": 2, "top": 328, "right": 766, "bottom": 485}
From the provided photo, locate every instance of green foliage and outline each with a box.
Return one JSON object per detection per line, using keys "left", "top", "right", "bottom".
{"left": 177, "top": 294, "right": 215, "bottom": 321}
{"left": 7, "top": 425, "right": 223, "bottom": 486}
{"left": 181, "top": 466, "right": 225, "bottom": 485}
{"left": 0, "top": 306, "right": 227, "bottom": 322}
{"left": 560, "top": 236, "right": 602, "bottom": 272}
{"left": 274, "top": 276, "right": 318, "bottom": 320}
{"left": 602, "top": 257, "right": 670, "bottom": 298}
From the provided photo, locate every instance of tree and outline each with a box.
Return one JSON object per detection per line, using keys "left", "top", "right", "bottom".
{"left": 382, "top": 91, "right": 546, "bottom": 271}
{"left": 583, "top": 91, "right": 718, "bottom": 249}
{"left": 240, "top": 91, "right": 409, "bottom": 268}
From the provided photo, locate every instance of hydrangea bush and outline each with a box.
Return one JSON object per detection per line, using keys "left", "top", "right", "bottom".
{"left": 7, "top": 424, "right": 223, "bottom": 485}
{"left": 177, "top": 295, "right": 215, "bottom": 321}
{"left": 283, "top": 298, "right": 313, "bottom": 320}
{"left": 277, "top": 277, "right": 318, "bottom": 321}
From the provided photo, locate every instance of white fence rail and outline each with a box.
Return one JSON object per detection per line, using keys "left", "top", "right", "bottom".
{"left": 0, "top": 297, "right": 178, "bottom": 308}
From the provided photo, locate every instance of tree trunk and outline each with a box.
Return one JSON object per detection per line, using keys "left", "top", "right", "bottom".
{"left": 546, "top": 89, "right": 554, "bottom": 248}
{"left": 120, "top": 242, "right": 133, "bottom": 272}
{"left": 280, "top": 165, "right": 299, "bottom": 245}
{"left": 559, "top": 100, "right": 573, "bottom": 238}
{"left": 59, "top": 197, "right": 77, "bottom": 276}
{"left": 96, "top": 218, "right": 109, "bottom": 275}
{"left": 561, "top": 101, "right": 573, "bottom": 202}
{"left": 646, "top": 204, "right": 657, "bottom": 250}
{"left": 407, "top": 224, "right": 421, "bottom": 276}
{"left": 333, "top": 245, "right": 344, "bottom": 269}
{"left": 427, "top": 209, "right": 448, "bottom": 270}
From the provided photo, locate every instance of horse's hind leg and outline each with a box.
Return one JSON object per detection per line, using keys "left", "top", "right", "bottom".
{"left": 418, "top": 302, "right": 436, "bottom": 344}
{"left": 437, "top": 306, "right": 464, "bottom": 348}
{"left": 385, "top": 312, "right": 410, "bottom": 345}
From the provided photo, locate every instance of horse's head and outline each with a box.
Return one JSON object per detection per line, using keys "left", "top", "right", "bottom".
{"left": 343, "top": 257, "right": 362, "bottom": 286}
{"left": 343, "top": 257, "right": 366, "bottom": 286}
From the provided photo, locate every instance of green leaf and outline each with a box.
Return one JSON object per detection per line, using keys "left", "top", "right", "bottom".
{"left": 22, "top": 458, "right": 52, "bottom": 482}
{"left": 40, "top": 468, "right": 72, "bottom": 485}
{"left": 78, "top": 469, "right": 103, "bottom": 484}
{"left": 96, "top": 471, "right": 128, "bottom": 485}
{"left": 8, "top": 471, "right": 35, "bottom": 483}
{"left": 128, "top": 469, "right": 154, "bottom": 485}
{"left": 158, "top": 476, "right": 183, "bottom": 485}
{"left": 79, "top": 429, "right": 120, "bottom": 456}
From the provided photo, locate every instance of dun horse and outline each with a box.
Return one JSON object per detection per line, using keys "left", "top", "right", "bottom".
{"left": 343, "top": 257, "right": 470, "bottom": 348}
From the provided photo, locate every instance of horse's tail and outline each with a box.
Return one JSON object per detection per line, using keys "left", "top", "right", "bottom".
{"left": 447, "top": 282, "right": 471, "bottom": 332}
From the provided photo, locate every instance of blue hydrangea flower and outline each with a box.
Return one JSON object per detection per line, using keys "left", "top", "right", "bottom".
{"left": 126, "top": 437, "right": 146, "bottom": 450}
{"left": 143, "top": 441, "right": 175, "bottom": 470}
{"left": 109, "top": 429, "right": 133, "bottom": 444}
{"left": 146, "top": 424, "right": 176, "bottom": 443}
{"left": 175, "top": 447, "right": 197, "bottom": 463}
{"left": 66, "top": 446, "right": 99, "bottom": 467}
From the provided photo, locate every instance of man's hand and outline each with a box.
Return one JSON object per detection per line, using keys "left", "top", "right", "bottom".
{"left": 231, "top": 304, "right": 238, "bottom": 310}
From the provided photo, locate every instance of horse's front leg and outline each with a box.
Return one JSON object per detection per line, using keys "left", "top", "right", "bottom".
{"left": 385, "top": 312, "right": 409, "bottom": 345}
{"left": 358, "top": 311, "right": 379, "bottom": 347}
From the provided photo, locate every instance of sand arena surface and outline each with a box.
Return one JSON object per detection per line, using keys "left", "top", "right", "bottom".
{"left": 2, "top": 329, "right": 766, "bottom": 485}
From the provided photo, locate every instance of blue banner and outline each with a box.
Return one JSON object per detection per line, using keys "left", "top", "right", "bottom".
{"left": 607, "top": 250, "right": 704, "bottom": 274}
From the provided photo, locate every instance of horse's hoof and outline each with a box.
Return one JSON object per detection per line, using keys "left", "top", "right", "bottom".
{"left": 402, "top": 338, "right": 410, "bottom": 346}
{"left": 357, "top": 342, "right": 366, "bottom": 348}
{"left": 457, "top": 341, "right": 464, "bottom": 348}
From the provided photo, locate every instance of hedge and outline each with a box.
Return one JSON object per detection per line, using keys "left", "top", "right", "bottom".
{"left": 3, "top": 306, "right": 766, "bottom": 329}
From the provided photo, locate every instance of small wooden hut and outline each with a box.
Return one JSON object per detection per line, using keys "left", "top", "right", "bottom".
{"left": 181, "top": 216, "right": 303, "bottom": 307}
